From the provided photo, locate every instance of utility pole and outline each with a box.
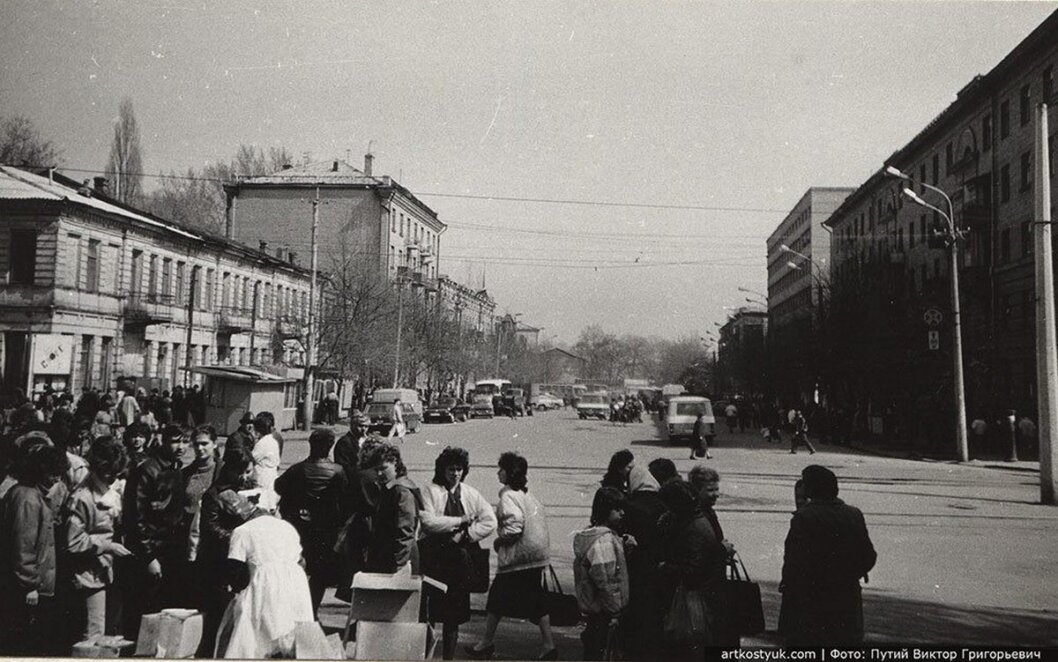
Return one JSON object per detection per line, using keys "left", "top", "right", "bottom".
{"left": 393, "top": 277, "right": 405, "bottom": 388}
{"left": 184, "top": 266, "right": 197, "bottom": 387}
{"left": 1035, "top": 103, "right": 1057, "bottom": 504}
{"left": 302, "top": 187, "right": 319, "bottom": 430}
{"left": 249, "top": 281, "right": 259, "bottom": 363}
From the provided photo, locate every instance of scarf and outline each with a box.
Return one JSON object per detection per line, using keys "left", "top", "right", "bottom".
{"left": 444, "top": 484, "right": 465, "bottom": 518}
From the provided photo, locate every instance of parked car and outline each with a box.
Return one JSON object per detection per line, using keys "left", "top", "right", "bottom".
{"left": 499, "top": 388, "right": 527, "bottom": 416}
{"left": 469, "top": 394, "right": 495, "bottom": 419}
{"left": 533, "top": 392, "right": 564, "bottom": 410}
{"left": 665, "top": 395, "right": 715, "bottom": 445}
{"left": 369, "top": 388, "right": 424, "bottom": 418}
{"left": 424, "top": 396, "right": 469, "bottom": 423}
{"left": 364, "top": 401, "right": 422, "bottom": 435}
{"left": 577, "top": 393, "right": 610, "bottom": 420}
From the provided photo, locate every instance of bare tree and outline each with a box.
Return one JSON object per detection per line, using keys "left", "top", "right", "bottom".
{"left": 0, "top": 116, "right": 62, "bottom": 167}
{"left": 105, "top": 97, "right": 144, "bottom": 204}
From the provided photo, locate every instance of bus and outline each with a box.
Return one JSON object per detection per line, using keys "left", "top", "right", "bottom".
{"left": 473, "top": 379, "right": 512, "bottom": 398}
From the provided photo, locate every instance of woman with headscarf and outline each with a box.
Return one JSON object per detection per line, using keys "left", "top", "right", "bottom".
{"left": 418, "top": 446, "right": 497, "bottom": 659}
{"left": 600, "top": 450, "right": 634, "bottom": 492}
{"left": 621, "top": 465, "right": 668, "bottom": 659}
{"left": 213, "top": 490, "right": 313, "bottom": 659}
{"left": 466, "top": 452, "right": 556, "bottom": 661}
{"left": 657, "top": 480, "right": 726, "bottom": 659}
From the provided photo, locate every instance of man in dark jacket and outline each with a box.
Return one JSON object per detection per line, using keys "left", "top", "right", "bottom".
{"left": 222, "top": 412, "right": 256, "bottom": 466}
{"left": 121, "top": 424, "right": 189, "bottom": 638}
{"left": 780, "top": 465, "right": 876, "bottom": 646}
{"left": 275, "top": 428, "right": 350, "bottom": 616}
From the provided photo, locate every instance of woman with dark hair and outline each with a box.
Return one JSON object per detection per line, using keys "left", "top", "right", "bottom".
{"left": 121, "top": 421, "right": 152, "bottom": 471}
{"left": 359, "top": 440, "right": 422, "bottom": 575}
{"left": 419, "top": 446, "right": 497, "bottom": 659}
{"left": 467, "top": 452, "right": 556, "bottom": 660}
{"left": 61, "top": 436, "right": 131, "bottom": 642}
{"left": 197, "top": 445, "right": 256, "bottom": 657}
{"left": 0, "top": 444, "right": 69, "bottom": 655}
{"left": 600, "top": 450, "right": 635, "bottom": 492}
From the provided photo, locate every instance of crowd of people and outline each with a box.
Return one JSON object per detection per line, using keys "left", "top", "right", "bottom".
{"left": 1, "top": 386, "right": 877, "bottom": 659}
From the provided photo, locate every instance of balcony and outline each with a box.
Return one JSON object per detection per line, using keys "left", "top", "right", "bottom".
{"left": 217, "top": 306, "right": 253, "bottom": 334}
{"left": 423, "top": 277, "right": 438, "bottom": 293}
{"left": 275, "top": 314, "right": 303, "bottom": 339}
{"left": 955, "top": 173, "right": 992, "bottom": 229}
{"left": 124, "top": 293, "right": 176, "bottom": 327}
{"left": 396, "top": 266, "right": 410, "bottom": 281}
{"left": 410, "top": 270, "right": 425, "bottom": 287}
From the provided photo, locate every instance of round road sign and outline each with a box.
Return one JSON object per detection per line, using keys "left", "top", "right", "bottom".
{"left": 923, "top": 308, "right": 943, "bottom": 327}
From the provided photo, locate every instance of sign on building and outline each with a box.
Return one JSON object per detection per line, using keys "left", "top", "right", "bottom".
{"left": 32, "top": 334, "right": 74, "bottom": 375}
{"left": 927, "top": 330, "right": 940, "bottom": 351}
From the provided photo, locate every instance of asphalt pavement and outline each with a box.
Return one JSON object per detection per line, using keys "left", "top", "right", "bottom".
{"left": 276, "top": 409, "right": 1058, "bottom": 657}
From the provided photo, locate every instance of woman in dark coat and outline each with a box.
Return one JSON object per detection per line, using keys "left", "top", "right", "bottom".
{"left": 621, "top": 465, "right": 669, "bottom": 660}
{"left": 600, "top": 450, "right": 635, "bottom": 492}
{"left": 657, "top": 480, "right": 727, "bottom": 660}
{"left": 359, "top": 440, "right": 422, "bottom": 575}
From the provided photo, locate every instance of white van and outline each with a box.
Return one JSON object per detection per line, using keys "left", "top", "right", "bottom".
{"left": 666, "top": 396, "right": 715, "bottom": 444}
{"left": 369, "top": 388, "right": 423, "bottom": 417}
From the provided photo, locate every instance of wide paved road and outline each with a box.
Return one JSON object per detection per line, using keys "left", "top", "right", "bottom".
{"left": 284, "top": 407, "right": 1058, "bottom": 648}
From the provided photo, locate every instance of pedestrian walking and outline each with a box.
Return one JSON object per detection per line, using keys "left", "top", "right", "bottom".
{"left": 573, "top": 487, "right": 633, "bottom": 661}
{"left": 418, "top": 447, "right": 497, "bottom": 660}
{"left": 250, "top": 413, "right": 280, "bottom": 509}
{"left": 60, "top": 436, "right": 132, "bottom": 643}
{"left": 213, "top": 491, "right": 314, "bottom": 659}
{"left": 0, "top": 445, "right": 68, "bottom": 655}
{"left": 780, "top": 465, "right": 876, "bottom": 646}
{"left": 725, "top": 402, "right": 738, "bottom": 434}
{"left": 388, "top": 399, "right": 406, "bottom": 443}
{"left": 466, "top": 452, "right": 557, "bottom": 660}
{"left": 790, "top": 410, "right": 816, "bottom": 454}
{"left": 274, "top": 428, "right": 349, "bottom": 617}
{"left": 691, "top": 412, "right": 712, "bottom": 460}
{"left": 359, "top": 439, "right": 422, "bottom": 575}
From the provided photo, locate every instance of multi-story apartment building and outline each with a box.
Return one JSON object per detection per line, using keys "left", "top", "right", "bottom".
{"left": 223, "top": 155, "right": 446, "bottom": 289}
{"left": 766, "top": 187, "right": 854, "bottom": 404}
{"left": 717, "top": 307, "right": 768, "bottom": 397}
{"left": 0, "top": 166, "right": 312, "bottom": 400}
{"left": 437, "top": 274, "right": 496, "bottom": 336}
{"left": 824, "top": 9, "right": 1058, "bottom": 450}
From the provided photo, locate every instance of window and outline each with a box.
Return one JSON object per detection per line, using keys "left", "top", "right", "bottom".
{"left": 1020, "top": 151, "right": 1032, "bottom": 191}
{"left": 10, "top": 229, "right": 38, "bottom": 285}
{"left": 982, "top": 114, "right": 992, "bottom": 151}
{"left": 1001, "top": 164, "right": 1011, "bottom": 202}
{"left": 919, "top": 163, "right": 927, "bottom": 191}
{"left": 1020, "top": 84, "right": 1031, "bottom": 127}
{"left": 897, "top": 228, "right": 904, "bottom": 251}
{"left": 1045, "top": 66, "right": 1055, "bottom": 105}
{"left": 920, "top": 215, "right": 927, "bottom": 241}
{"left": 222, "top": 272, "right": 231, "bottom": 307}
{"left": 400, "top": 214, "right": 405, "bottom": 237}
{"left": 161, "top": 258, "right": 172, "bottom": 296}
{"left": 932, "top": 154, "right": 939, "bottom": 184}
{"left": 205, "top": 269, "right": 215, "bottom": 310}
{"left": 946, "top": 143, "right": 953, "bottom": 173}
{"left": 69, "top": 234, "right": 83, "bottom": 288}
{"left": 1023, "top": 221, "right": 1034, "bottom": 257}
{"left": 148, "top": 255, "right": 158, "bottom": 296}
{"left": 933, "top": 258, "right": 941, "bottom": 279}
{"left": 1000, "top": 228, "right": 1011, "bottom": 264}
{"left": 130, "top": 250, "right": 144, "bottom": 293}
{"left": 86, "top": 240, "right": 100, "bottom": 293}
{"left": 908, "top": 221, "right": 915, "bottom": 248}
{"left": 176, "top": 261, "right": 186, "bottom": 303}
{"left": 1000, "top": 99, "right": 1010, "bottom": 139}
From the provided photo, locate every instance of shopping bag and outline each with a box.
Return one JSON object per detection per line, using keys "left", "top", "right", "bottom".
{"left": 723, "top": 554, "right": 766, "bottom": 635}
{"left": 602, "top": 619, "right": 623, "bottom": 661}
{"left": 662, "top": 584, "right": 710, "bottom": 647}
{"left": 542, "top": 564, "right": 582, "bottom": 626}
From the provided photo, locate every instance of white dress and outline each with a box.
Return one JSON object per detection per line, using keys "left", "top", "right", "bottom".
{"left": 216, "top": 515, "right": 314, "bottom": 659}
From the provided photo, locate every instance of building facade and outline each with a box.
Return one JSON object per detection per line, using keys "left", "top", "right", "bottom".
{"left": 0, "top": 166, "right": 312, "bottom": 401}
{"left": 717, "top": 307, "right": 768, "bottom": 397}
{"left": 824, "top": 10, "right": 1058, "bottom": 451}
{"left": 766, "top": 187, "right": 854, "bottom": 404}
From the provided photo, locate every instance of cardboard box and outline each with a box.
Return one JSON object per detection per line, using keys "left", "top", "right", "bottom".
{"left": 134, "top": 609, "right": 203, "bottom": 658}
{"left": 347, "top": 572, "right": 422, "bottom": 623}
{"left": 294, "top": 621, "right": 343, "bottom": 660}
{"left": 353, "top": 622, "right": 435, "bottom": 661}
{"left": 71, "top": 637, "right": 133, "bottom": 659}
{"left": 134, "top": 614, "right": 163, "bottom": 656}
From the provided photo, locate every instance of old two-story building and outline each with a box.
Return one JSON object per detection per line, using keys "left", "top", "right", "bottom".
{"left": 766, "top": 187, "right": 853, "bottom": 404}
{"left": 823, "top": 9, "right": 1058, "bottom": 452}
{"left": 0, "top": 166, "right": 312, "bottom": 407}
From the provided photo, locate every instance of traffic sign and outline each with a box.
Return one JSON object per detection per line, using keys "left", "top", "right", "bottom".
{"left": 928, "top": 330, "right": 940, "bottom": 350}
{"left": 923, "top": 308, "right": 943, "bottom": 327}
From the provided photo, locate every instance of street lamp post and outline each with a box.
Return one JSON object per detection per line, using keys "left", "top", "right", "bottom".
{"left": 886, "top": 166, "right": 970, "bottom": 463}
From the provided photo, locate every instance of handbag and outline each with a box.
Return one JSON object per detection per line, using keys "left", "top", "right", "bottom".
{"left": 418, "top": 536, "right": 491, "bottom": 593}
{"left": 723, "top": 553, "right": 766, "bottom": 635}
{"left": 662, "top": 584, "right": 710, "bottom": 646}
{"left": 465, "top": 543, "right": 491, "bottom": 593}
{"left": 541, "top": 564, "right": 582, "bottom": 626}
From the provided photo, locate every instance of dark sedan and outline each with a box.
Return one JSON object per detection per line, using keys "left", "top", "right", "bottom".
{"left": 424, "top": 397, "right": 469, "bottom": 423}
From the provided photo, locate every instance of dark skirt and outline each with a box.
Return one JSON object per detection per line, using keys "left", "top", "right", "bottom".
{"left": 485, "top": 566, "right": 547, "bottom": 623}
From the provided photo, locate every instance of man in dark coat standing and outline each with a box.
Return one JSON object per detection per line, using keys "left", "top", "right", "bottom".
{"left": 780, "top": 465, "right": 876, "bottom": 646}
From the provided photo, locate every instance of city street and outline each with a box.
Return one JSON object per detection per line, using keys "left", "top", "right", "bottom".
{"left": 280, "top": 409, "right": 1058, "bottom": 654}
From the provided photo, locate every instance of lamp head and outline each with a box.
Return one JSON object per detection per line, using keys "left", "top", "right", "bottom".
{"left": 885, "top": 165, "right": 908, "bottom": 179}
{"left": 787, "top": 261, "right": 802, "bottom": 271}
{"left": 902, "top": 187, "right": 926, "bottom": 205}
{"left": 780, "top": 243, "right": 791, "bottom": 252}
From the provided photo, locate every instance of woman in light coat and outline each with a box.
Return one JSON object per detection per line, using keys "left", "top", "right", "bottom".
{"left": 466, "top": 452, "right": 556, "bottom": 661}
{"left": 418, "top": 447, "right": 497, "bottom": 659}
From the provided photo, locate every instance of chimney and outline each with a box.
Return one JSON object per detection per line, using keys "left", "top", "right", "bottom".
{"left": 92, "top": 176, "right": 109, "bottom": 195}
{"left": 288, "top": 251, "right": 297, "bottom": 265}
{"left": 78, "top": 179, "right": 93, "bottom": 197}
{"left": 275, "top": 247, "right": 284, "bottom": 259}
{"left": 259, "top": 240, "right": 268, "bottom": 252}
{"left": 364, "top": 152, "right": 373, "bottom": 176}
{"left": 332, "top": 160, "right": 339, "bottom": 172}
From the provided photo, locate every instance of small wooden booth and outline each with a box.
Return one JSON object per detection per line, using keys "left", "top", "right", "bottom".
{"left": 186, "top": 366, "right": 300, "bottom": 435}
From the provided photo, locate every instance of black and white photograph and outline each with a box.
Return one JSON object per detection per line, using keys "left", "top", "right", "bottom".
{"left": 1, "top": 1, "right": 1057, "bottom": 659}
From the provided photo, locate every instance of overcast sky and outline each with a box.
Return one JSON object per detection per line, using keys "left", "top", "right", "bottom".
{"left": 2, "top": 1, "right": 1055, "bottom": 344}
